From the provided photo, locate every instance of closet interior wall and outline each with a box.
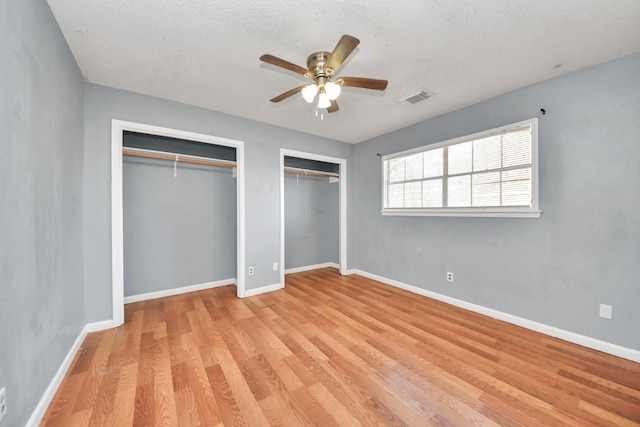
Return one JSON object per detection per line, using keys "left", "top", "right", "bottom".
{"left": 284, "top": 164, "right": 339, "bottom": 271}
{"left": 122, "top": 135, "right": 237, "bottom": 298}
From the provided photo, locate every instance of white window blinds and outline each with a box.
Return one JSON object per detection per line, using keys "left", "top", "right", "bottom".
{"left": 382, "top": 118, "right": 540, "bottom": 218}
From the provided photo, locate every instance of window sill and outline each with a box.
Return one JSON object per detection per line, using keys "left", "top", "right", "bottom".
{"left": 381, "top": 208, "right": 542, "bottom": 218}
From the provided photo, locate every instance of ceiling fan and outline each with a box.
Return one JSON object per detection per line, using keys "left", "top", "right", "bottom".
{"left": 260, "top": 35, "right": 388, "bottom": 113}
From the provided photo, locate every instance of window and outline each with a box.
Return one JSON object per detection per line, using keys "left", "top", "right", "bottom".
{"left": 382, "top": 118, "right": 540, "bottom": 218}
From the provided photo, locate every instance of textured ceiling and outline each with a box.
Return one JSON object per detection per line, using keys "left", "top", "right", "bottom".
{"left": 47, "top": 0, "right": 640, "bottom": 143}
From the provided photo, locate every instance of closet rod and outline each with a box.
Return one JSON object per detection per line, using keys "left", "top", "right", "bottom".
{"left": 284, "top": 167, "right": 339, "bottom": 178}
{"left": 123, "top": 148, "right": 236, "bottom": 169}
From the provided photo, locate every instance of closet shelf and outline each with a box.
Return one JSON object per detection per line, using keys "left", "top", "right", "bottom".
{"left": 284, "top": 167, "right": 339, "bottom": 178}
{"left": 123, "top": 148, "right": 236, "bottom": 168}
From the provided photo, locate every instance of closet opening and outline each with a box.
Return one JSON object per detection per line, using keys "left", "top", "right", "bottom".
{"left": 122, "top": 131, "right": 237, "bottom": 304}
{"left": 279, "top": 149, "right": 347, "bottom": 288}
{"left": 111, "top": 120, "right": 245, "bottom": 327}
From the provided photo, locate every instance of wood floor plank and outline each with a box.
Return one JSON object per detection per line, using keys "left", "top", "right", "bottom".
{"left": 124, "top": 308, "right": 144, "bottom": 365}
{"left": 135, "top": 331, "right": 157, "bottom": 387}
{"left": 210, "top": 352, "right": 270, "bottom": 426}
{"left": 71, "top": 329, "right": 117, "bottom": 413}
{"left": 85, "top": 359, "right": 120, "bottom": 426}
{"left": 41, "top": 371, "right": 88, "bottom": 426}
{"left": 152, "top": 336, "right": 179, "bottom": 426}
{"left": 219, "top": 326, "right": 273, "bottom": 402}
{"left": 107, "top": 362, "right": 138, "bottom": 426}
{"left": 132, "top": 382, "right": 154, "bottom": 426}
{"left": 307, "top": 381, "right": 364, "bottom": 427}
{"left": 558, "top": 365, "right": 640, "bottom": 401}
{"left": 206, "top": 363, "right": 250, "bottom": 426}
{"left": 64, "top": 408, "right": 93, "bottom": 427}
{"left": 174, "top": 386, "right": 200, "bottom": 426}
{"left": 181, "top": 333, "right": 223, "bottom": 427}
{"left": 41, "top": 268, "right": 640, "bottom": 426}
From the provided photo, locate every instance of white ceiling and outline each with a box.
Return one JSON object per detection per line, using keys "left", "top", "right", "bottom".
{"left": 47, "top": 0, "right": 640, "bottom": 144}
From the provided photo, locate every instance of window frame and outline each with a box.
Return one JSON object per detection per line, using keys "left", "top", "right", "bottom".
{"left": 381, "top": 118, "right": 541, "bottom": 218}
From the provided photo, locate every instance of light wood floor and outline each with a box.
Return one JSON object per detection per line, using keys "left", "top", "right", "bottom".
{"left": 42, "top": 268, "right": 640, "bottom": 426}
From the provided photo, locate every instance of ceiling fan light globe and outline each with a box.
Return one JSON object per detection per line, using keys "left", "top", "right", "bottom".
{"left": 325, "top": 81, "right": 341, "bottom": 100}
{"left": 301, "top": 84, "right": 318, "bottom": 103}
{"left": 317, "top": 92, "right": 331, "bottom": 109}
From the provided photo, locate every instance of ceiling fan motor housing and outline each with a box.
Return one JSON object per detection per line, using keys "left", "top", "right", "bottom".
{"left": 307, "top": 51, "right": 334, "bottom": 85}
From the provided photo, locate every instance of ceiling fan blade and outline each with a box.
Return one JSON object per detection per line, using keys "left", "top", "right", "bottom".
{"left": 326, "top": 35, "right": 360, "bottom": 75}
{"left": 260, "top": 54, "right": 309, "bottom": 77}
{"left": 327, "top": 99, "right": 339, "bottom": 113}
{"left": 270, "top": 85, "right": 306, "bottom": 103}
{"left": 337, "top": 76, "right": 388, "bottom": 91}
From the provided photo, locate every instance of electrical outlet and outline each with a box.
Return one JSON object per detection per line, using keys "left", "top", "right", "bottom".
{"left": 272, "top": 262, "right": 278, "bottom": 271}
{"left": 446, "top": 272, "right": 454, "bottom": 282}
{"left": 248, "top": 266, "right": 255, "bottom": 276}
{"left": 0, "top": 387, "right": 7, "bottom": 423}
{"left": 599, "top": 303, "right": 612, "bottom": 319}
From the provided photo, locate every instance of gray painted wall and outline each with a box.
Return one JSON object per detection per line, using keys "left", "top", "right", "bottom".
{"left": 83, "top": 83, "right": 353, "bottom": 320}
{"left": 284, "top": 173, "right": 339, "bottom": 269}
{"left": 123, "top": 158, "right": 237, "bottom": 296}
{"left": 0, "top": 1, "right": 86, "bottom": 425}
{"left": 351, "top": 53, "right": 640, "bottom": 350}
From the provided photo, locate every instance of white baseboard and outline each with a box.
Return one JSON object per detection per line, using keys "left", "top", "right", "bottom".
{"left": 123, "top": 278, "right": 236, "bottom": 304}
{"left": 285, "top": 262, "right": 339, "bottom": 274}
{"left": 244, "top": 282, "right": 283, "bottom": 297}
{"left": 86, "top": 319, "right": 116, "bottom": 333}
{"left": 25, "top": 324, "right": 89, "bottom": 427}
{"left": 348, "top": 269, "right": 640, "bottom": 363}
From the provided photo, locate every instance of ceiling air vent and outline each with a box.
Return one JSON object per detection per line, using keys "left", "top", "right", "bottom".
{"left": 398, "top": 89, "right": 433, "bottom": 106}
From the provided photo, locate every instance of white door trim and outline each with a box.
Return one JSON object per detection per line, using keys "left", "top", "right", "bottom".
{"left": 111, "top": 119, "right": 246, "bottom": 325}
{"left": 279, "top": 149, "right": 347, "bottom": 287}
